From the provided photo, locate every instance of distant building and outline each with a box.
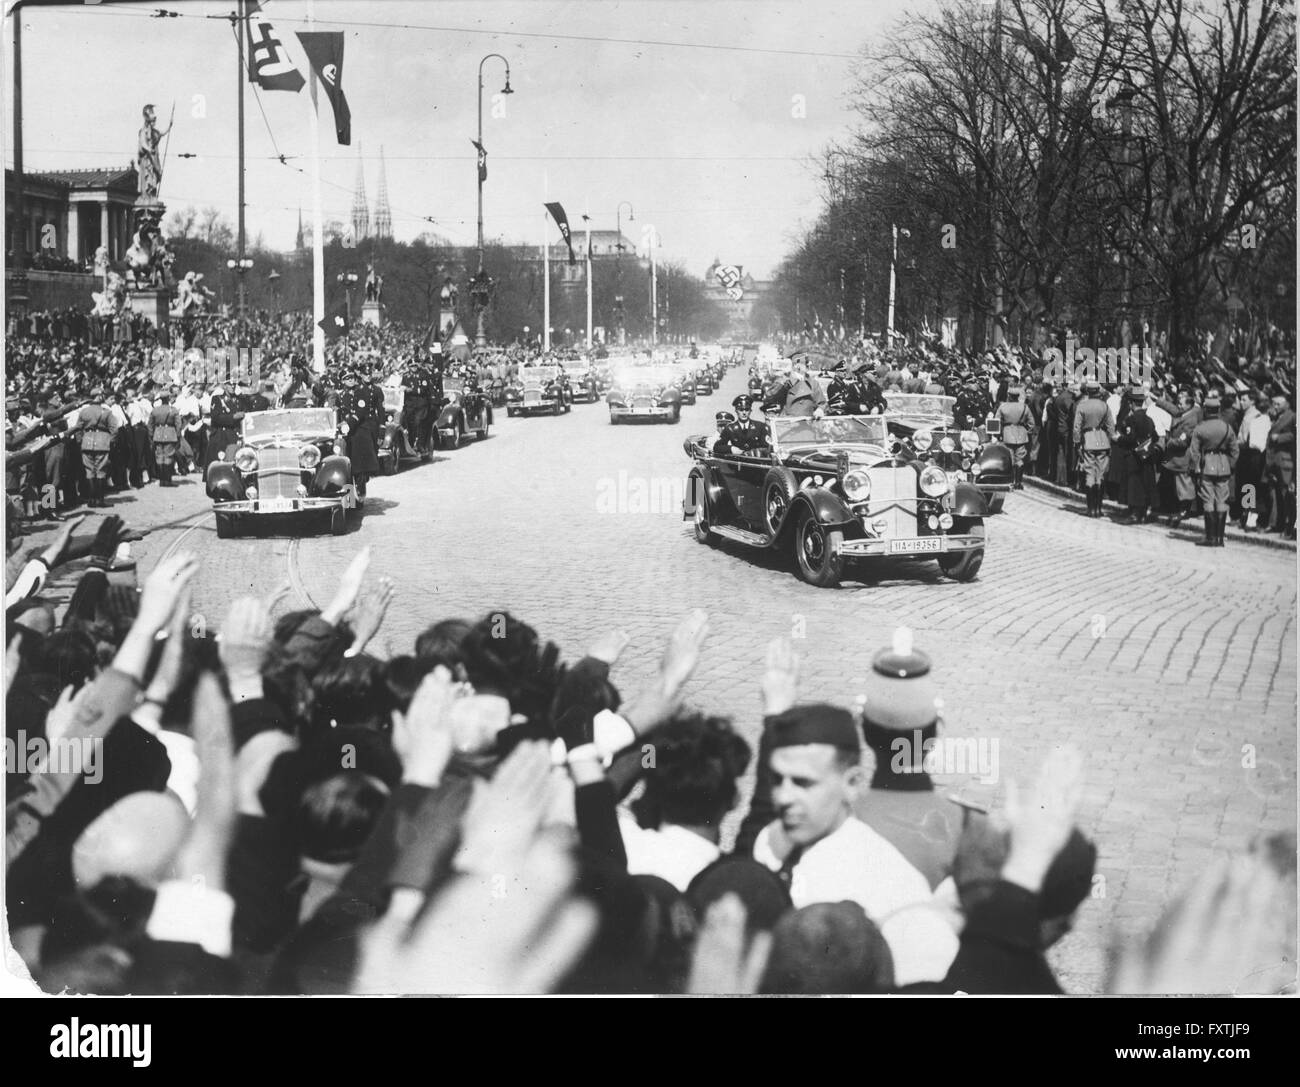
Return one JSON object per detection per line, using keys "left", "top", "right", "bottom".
{"left": 5, "top": 164, "right": 139, "bottom": 266}
{"left": 506, "top": 228, "right": 647, "bottom": 290}
{"left": 703, "top": 258, "right": 775, "bottom": 338}
{"left": 373, "top": 147, "right": 392, "bottom": 241}
{"left": 350, "top": 146, "right": 370, "bottom": 243}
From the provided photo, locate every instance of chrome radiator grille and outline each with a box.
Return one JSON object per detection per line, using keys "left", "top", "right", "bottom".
{"left": 255, "top": 446, "right": 300, "bottom": 500}
{"left": 865, "top": 467, "right": 919, "bottom": 538}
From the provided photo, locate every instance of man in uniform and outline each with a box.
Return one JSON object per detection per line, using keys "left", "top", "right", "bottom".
{"left": 1071, "top": 379, "right": 1115, "bottom": 518}
{"left": 715, "top": 394, "right": 769, "bottom": 455}
{"left": 953, "top": 377, "right": 991, "bottom": 432}
{"left": 1188, "top": 395, "right": 1239, "bottom": 547}
{"left": 72, "top": 387, "right": 119, "bottom": 508}
{"left": 1049, "top": 382, "right": 1077, "bottom": 485}
{"left": 338, "top": 367, "right": 381, "bottom": 498}
{"left": 994, "top": 385, "right": 1035, "bottom": 490}
{"left": 148, "top": 386, "right": 181, "bottom": 487}
{"left": 1265, "top": 394, "right": 1296, "bottom": 539}
{"left": 706, "top": 409, "right": 736, "bottom": 455}
{"left": 762, "top": 358, "right": 826, "bottom": 418}
{"left": 1113, "top": 386, "right": 1160, "bottom": 523}
{"left": 401, "top": 361, "right": 432, "bottom": 454}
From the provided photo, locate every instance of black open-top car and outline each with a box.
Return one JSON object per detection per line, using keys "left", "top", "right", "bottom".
{"left": 206, "top": 407, "right": 358, "bottom": 538}
{"left": 683, "top": 414, "right": 986, "bottom": 587}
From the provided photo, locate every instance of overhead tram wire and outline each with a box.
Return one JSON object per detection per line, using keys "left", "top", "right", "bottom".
{"left": 61, "top": 4, "right": 861, "bottom": 61}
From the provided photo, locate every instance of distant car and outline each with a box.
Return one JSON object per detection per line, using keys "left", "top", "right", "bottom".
{"left": 607, "top": 365, "right": 682, "bottom": 423}
{"left": 435, "top": 375, "right": 493, "bottom": 446}
{"left": 566, "top": 359, "right": 601, "bottom": 403}
{"left": 206, "top": 407, "right": 358, "bottom": 538}
{"left": 506, "top": 364, "right": 571, "bottom": 416}
{"left": 682, "top": 414, "right": 986, "bottom": 587}
{"left": 669, "top": 363, "right": 697, "bottom": 406}
{"left": 885, "top": 393, "right": 1012, "bottom": 513}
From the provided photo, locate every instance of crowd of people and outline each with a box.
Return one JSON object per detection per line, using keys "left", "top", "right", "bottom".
{"left": 792, "top": 337, "right": 1297, "bottom": 542}
{"left": 5, "top": 527, "right": 1294, "bottom": 994}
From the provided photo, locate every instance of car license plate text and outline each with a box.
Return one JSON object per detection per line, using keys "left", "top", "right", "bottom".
{"left": 259, "top": 498, "right": 294, "bottom": 514}
{"left": 890, "top": 537, "right": 942, "bottom": 554}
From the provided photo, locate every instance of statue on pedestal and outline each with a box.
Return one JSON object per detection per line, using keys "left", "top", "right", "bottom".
{"left": 365, "top": 261, "right": 383, "bottom": 303}
{"left": 126, "top": 212, "right": 172, "bottom": 290}
{"left": 137, "top": 103, "right": 173, "bottom": 203}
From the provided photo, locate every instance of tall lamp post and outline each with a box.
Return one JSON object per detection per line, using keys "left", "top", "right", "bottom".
{"left": 337, "top": 269, "right": 358, "bottom": 359}
{"left": 473, "top": 53, "right": 513, "bottom": 349}
{"left": 615, "top": 201, "right": 634, "bottom": 344}
{"left": 886, "top": 224, "right": 910, "bottom": 342}
{"left": 226, "top": 256, "right": 254, "bottom": 332}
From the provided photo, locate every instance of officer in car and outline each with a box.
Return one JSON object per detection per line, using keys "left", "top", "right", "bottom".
{"left": 716, "top": 394, "right": 769, "bottom": 455}
{"left": 708, "top": 409, "right": 737, "bottom": 455}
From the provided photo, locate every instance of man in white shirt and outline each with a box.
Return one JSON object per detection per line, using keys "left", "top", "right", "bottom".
{"left": 1237, "top": 393, "right": 1273, "bottom": 530}
{"left": 747, "top": 703, "right": 955, "bottom": 985}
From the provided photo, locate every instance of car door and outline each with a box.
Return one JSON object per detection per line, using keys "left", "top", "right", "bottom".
{"left": 713, "top": 452, "right": 768, "bottom": 531}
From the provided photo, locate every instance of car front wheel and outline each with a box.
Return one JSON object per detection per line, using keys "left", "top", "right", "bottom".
{"left": 986, "top": 493, "right": 1005, "bottom": 514}
{"left": 215, "top": 512, "right": 236, "bottom": 539}
{"left": 691, "top": 484, "right": 717, "bottom": 546}
{"left": 937, "top": 547, "right": 983, "bottom": 581}
{"left": 330, "top": 506, "right": 348, "bottom": 536}
{"left": 794, "top": 510, "right": 844, "bottom": 588}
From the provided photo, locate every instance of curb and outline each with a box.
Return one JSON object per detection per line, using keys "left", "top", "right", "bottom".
{"left": 1021, "top": 476, "right": 1297, "bottom": 552}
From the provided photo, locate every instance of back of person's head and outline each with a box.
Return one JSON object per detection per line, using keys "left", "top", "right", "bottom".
{"left": 459, "top": 612, "right": 563, "bottom": 731}
{"left": 630, "top": 712, "right": 751, "bottom": 830}
{"left": 761, "top": 902, "right": 895, "bottom": 994}
{"left": 37, "top": 628, "right": 99, "bottom": 693}
{"left": 292, "top": 770, "right": 392, "bottom": 865}
{"left": 71, "top": 792, "right": 190, "bottom": 889}
{"left": 686, "top": 858, "right": 792, "bottom": 935}
{"left": 307, "top": 656, "right": 394, "bottom": 736}
{"left": 40, "top": 875, "right": 156, "bottom": 988}
{"left": 383, "top": 654, "right": 431, "bottom": 714}
{"left": 413, "top": 619, "right": 471, "bottom": 670}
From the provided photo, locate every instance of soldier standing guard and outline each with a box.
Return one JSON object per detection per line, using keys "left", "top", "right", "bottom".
{"left": 149, "top": 388, "right": 181, "bottom": 487}
{"left": 72, "top": 388, "right": 119, "bottom": 508}
{"left": 338, "top": 368, "right": 381, "bottom": 498}
{"left": 994, "top": 386, "right": 1035, "bottom": 490}
{"left": 1188, "top": 396, "right": 1239, "bottom": 547}
{"left": 1071, "top": 379, "right": 1116, "bottom": 518}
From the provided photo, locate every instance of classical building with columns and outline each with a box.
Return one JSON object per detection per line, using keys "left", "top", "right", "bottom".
{"left": 5, "top": 164, "right": 140, "bottom": 268}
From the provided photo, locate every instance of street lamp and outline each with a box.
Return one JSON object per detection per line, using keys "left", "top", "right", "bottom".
{"left": 337, "top": 270, "right": 359, "bottom": 356}
{"left": 615, "top": 201, "right": 634, "bottom": 344}
{"left": 226, "top": 256, "right": 254, "bottom": 331}
{"left": 887, "top": 224, "right": 910, "bottom": 342}
{"left": 473, "top": 53, "right": 514, "bottom": 349}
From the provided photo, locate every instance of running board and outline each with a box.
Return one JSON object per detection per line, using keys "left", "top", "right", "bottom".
{"left": 712, "top": 524, "right": 772, "bottom": 548}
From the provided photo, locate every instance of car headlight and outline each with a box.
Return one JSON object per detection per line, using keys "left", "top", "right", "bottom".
{"left": 920, "top": 465, "right": 949, "bottom": 496}
{"left": 299, "top": 444, "right": 321, "bottom": 469}
{"left": 842, "top": 469, "right": 871, "bottom": 502}
{"left": 939, "top": 435, "right": 956, "bottom": 453}
{"left": 913, "top": 429, "right": 932, "bottom": 452}
{"left": 970, "top": 462, "right": 982, "bottom": 476}
{"left": 234, "top": 447, "right": 258, "bottom": 473}
{"left": 961, "top": 430, "right": 980, "bottom": 452}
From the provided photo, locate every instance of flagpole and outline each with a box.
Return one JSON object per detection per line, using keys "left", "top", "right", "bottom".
{"left": 236, "top": 0, "right": 248, "bottom": 331}
{"left": 543, "top": 208, "right": 551, "bottom": 353}
{"left": 585, "top": 205, "right": 593, "bottom": 350}
{"left": 306, "top": 0, "right": 325, "bottom": 372}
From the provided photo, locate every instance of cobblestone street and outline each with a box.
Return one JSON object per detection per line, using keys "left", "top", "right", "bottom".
{"left": 28, "top": 367, "right": 1297, "bottom": 994}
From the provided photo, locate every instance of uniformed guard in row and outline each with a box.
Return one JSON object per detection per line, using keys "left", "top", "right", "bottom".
{"left": 337, "top": 366, "right": 384, "bottom": 497}
{"left": 714, "top": 394, "right": 769, "bottom": 455}
{"left": 994, "top": 385, "right": 1036, "bottom": 490}
{"left": 1071, "top": 378, "right": 1116, "bottom": 518}
{"left": 1189, "top": 395, "right": 1240, "bottom": 547}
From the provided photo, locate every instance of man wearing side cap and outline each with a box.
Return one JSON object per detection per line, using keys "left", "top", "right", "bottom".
{"left": 737, "top": 700, "right": 932, "bottom": 925}
{"left": 1188, "top": 394, "right": 1239, "bottom": 547}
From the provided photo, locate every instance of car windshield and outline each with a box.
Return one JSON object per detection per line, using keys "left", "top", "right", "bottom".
{"left": 242, "top": 408, "right": 335, "bottom": 443}
{"left": 769, "top": 414, "right": 889, "bottom": 452}
{"left": 617, "top": 366, "right": 672, "bottom": 387}
{"left": 886, "top": 393, "right": 956, "bottom": 426}
{"left": 522, "top": 366, "right": 559, "bottom": 386}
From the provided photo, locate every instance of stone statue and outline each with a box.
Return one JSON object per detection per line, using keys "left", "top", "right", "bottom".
{"left": 92, "top": 271, "right": 127, "bottom": 317}
{"left": 365, "top": 262, "right": 382, "bottom": 302}
{"left": 126, "top": 219, "right": 171, "bottom": 289}
{"left": 137, "top": 103, "right": 172, "bottom": 202}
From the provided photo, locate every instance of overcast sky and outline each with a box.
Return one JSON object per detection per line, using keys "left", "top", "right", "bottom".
{"left": 5, "top": 0, "right": 944, "bottom": 278}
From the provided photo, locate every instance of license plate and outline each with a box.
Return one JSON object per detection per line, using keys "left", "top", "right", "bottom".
{"left": 890, "top": 537, "right": 942, "bottom": 554}
{"left": 259, "top": 498, "right": 293, "bottom": 514}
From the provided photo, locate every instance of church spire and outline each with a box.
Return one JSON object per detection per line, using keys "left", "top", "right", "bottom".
{"left": 350, "top": 143, "right": 369, "bottom": 244}
{"left": 373, "top": 145, "right": 393, "bottom": 240}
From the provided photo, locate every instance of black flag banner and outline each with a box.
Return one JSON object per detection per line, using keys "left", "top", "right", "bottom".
{"left": 247, "top": 2, "right": 304, "bottom": 92}
{"left": 297, "top": 31, "right": 351, "bottom": 145}
{"left": 545, "top": 202, "right": 577, "bottom": 264}
{"left": 472, "top": 139, "right": 487, "bottom": 182}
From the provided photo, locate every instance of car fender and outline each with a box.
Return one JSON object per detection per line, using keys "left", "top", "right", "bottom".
{"left": 206, "top": 462, "right": 244, "bottom": 502}
{"left": 976, "top": 441, "right": 1013, "bottom": 480}
{"left": 683, "top": 463, "right": 733, "bottom": 521}
{"left": 313, "top": 455, "right": 352, "bottom": 496}
{"left": 439, "top": 405, "right": 463, "bottom": 430}
{"left": 786, "top": 487, "right": 856, "bottom": 534}
{"left": 950, "top": 480, "right": 987, "bottom": 517}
